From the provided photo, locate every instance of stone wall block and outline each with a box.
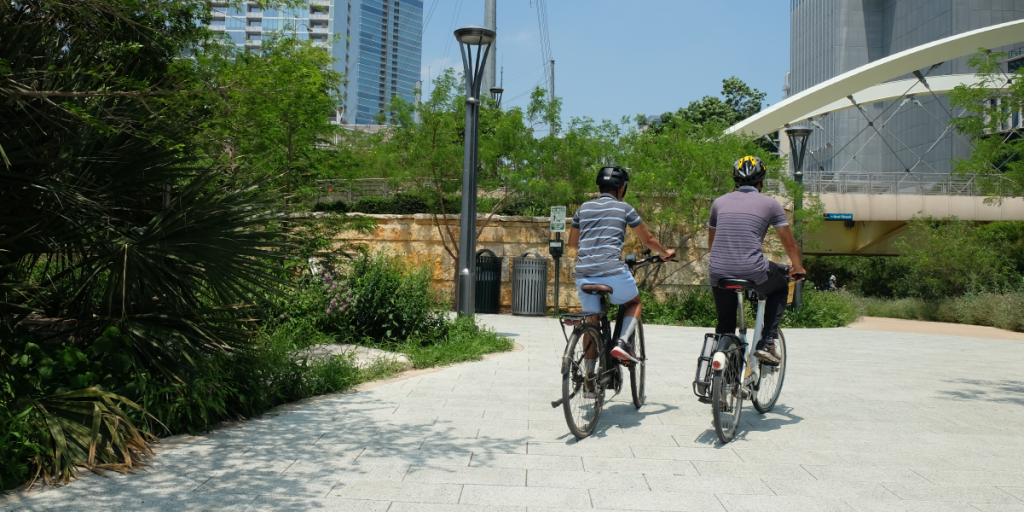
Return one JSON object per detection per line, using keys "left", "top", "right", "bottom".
{"left": 330, "top": 214, "right": 713, "bottom": 311}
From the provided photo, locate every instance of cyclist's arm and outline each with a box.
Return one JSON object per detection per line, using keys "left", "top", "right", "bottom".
{"left": 707, "top": 228, "right": 715, "bottom": 251}
{"left": 568, "top": 226, "right": 580, "bottom": 250}
{"left": 631, "top": 223, "right": 675, "bottom": 260}
{"left": 774, "top": 225, "right": 806, "bottom": 277}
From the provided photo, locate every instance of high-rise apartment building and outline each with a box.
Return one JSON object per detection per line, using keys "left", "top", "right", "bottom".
{"left": 211, "top": 0, "right": 422, "bottom": 125}
{"left": 789, "top": 1, "right": 1024, "bottom": 178}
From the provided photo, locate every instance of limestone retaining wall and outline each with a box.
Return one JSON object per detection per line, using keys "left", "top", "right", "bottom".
{"left": 332, "top": 214, "right": 713, "bottom": 312}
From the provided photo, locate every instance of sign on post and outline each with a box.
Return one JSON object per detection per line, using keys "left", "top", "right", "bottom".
{"left": 824, "top": 213, "right": 853, "bottom": 221}
{"left": 550, "top": 206, "right": 567, "bottom": 232}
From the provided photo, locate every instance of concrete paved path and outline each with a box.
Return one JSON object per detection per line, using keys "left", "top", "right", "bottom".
{"left": 4, "top": 315, "right": 1024, "bottom": 511}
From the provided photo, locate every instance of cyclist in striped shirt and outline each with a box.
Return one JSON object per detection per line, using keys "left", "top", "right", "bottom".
{"left": 568, "top": 166, "right": 674, "bottom": 389}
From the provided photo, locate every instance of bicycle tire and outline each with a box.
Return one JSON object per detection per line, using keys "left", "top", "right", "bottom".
{"left": 753, "top": 329, "right": 787, "bottom": 414}
{"left": 562, "top": 324, "right": 605, "bottom": 439}
{"left": 711, "top": 336, "right": 743, "bottom": 443}
{"left": 629, "top": 318, "right": 646, "bottom": 409}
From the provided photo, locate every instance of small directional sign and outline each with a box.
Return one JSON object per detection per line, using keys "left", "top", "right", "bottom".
{"left": 550, "top": 206, "right": 567, "bottom": 232}
{"left": 824, "top": 213, "right": 854, "bottom": 221}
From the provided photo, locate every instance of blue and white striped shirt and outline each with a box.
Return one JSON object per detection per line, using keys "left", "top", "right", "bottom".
{"left": 572, "top": 193, "right": 643, "bottom": 278}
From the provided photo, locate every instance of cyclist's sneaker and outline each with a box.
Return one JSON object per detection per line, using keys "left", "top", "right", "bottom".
{"left": 610, "top": 340, "right": 640, "bottom": 364}
{"left": 755, "top": 342, "right": 781, "bottom": 366}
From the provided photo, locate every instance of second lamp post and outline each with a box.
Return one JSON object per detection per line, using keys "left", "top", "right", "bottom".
{"left": 454, "top": 25, "right": 495, "bottom": 318}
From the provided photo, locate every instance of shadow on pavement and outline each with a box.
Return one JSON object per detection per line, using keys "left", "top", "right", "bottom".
{"left": 939, "top": 378, "right": 1024, "bottom": 405}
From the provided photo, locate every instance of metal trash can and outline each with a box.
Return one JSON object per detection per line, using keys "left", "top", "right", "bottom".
{"left": 512, "top": 250, "right": 549, "bottom": 316}
{"left": 475, "top": 249, "right": 503, "bottom": 314}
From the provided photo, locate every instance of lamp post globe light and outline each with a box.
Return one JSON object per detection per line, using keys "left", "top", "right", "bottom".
{"left": 784, "top": 125, "right": 812, "bottom": 310}
{"left": 489, "top": 87, "right": 504, "bottom": 108}
{"left": 454, "top": 24, "right": 495, "bottom": 318}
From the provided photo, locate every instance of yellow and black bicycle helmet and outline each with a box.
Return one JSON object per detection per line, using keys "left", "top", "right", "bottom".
{"left": 732, "top": 156, "right": 767, "bottom": 186}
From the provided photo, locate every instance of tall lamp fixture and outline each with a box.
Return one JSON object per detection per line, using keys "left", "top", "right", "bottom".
{"left": 489, "top": 87, "right": 504, "bottom": 109}
{"left": 454, "top": 25, "right": 496, "bottom": 318}
{"left": 785, "top": 124, "right": 812, "bottom": 311}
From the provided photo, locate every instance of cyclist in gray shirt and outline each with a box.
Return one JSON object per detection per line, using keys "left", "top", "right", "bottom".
{"left": 569, "top": 166, "right": 674, "bottom": 397}
{"left": 707, "top": 156, "right": 805, "bottom": 365}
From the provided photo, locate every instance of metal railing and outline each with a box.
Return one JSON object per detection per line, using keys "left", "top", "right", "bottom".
{"left": 317, "top": 179, "right": 391, "bottom": 203}
{"left": 803, "top": 172, "right": 1008, "bottom": 196}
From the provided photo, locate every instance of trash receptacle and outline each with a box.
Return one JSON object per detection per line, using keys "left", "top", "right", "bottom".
{"left": 475, "top": 249, "right": 502, "bottom": 314}
{"left": 512, "top": 250, "right": 549, "bottom": 316}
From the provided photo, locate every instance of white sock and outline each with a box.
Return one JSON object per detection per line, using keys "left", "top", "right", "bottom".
{"left": 617, "top": 316, "right": 637, "bottom": 344}
{"left": 584, "top": 358, "right": 597, "bottom": 374}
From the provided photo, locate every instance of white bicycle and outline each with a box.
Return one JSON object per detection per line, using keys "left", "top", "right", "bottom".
{"left": 694, "top": 272, "right": 801, "bottom": 443}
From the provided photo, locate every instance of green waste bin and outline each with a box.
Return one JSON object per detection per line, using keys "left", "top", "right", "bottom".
{"left": 512, "top": 250, "right": 549, "bottom": 316}
{"left": 475, "top": 249, "right": 503, "bottom": 314}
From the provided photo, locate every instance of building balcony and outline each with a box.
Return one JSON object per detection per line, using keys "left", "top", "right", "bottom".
{"left": 310, "top": 26, "right": 329, "bottom": 34}
{"left": 245, "top": 11, "right": 262, "bottom": 19}
{"left": 310, "top": 12, "right": 329, "bottom": 21}
{"left": 210, "top": 0, "right": 227, "bottom": 6}
{"left": 246, "top": 27, "right": 262, "bottom": 33}
{"left": 210, "top": 24, "right": 226, "bottom": 32}
{"left": 245, "top": 39, "right": 262, "bottom": 47}
{"left": 312, "top": 41, "right": 329, "bottom": 48}
{"left": 210, "top": 9, "right": 225, "bottom": 18}
{"left": 310, "top": 0, "right": 330, "bottom": 5}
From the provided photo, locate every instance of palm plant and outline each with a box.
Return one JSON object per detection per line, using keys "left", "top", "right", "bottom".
{"left": 1, "top": 0, "right": 292, "bottom": 486}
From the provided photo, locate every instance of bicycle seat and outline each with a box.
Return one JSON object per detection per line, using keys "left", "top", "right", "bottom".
{"left": 719, "top": 279, "right": 756, "bottom": 290}
{"left": 581, "top": 284, "right": 613, "bottom": 295}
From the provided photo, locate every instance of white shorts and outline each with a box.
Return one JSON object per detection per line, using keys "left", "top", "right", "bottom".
{"left": 576, "top": 270, "right": 640, "bottom": 313}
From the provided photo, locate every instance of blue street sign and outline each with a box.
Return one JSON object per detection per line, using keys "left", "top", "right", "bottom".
{"left": 824, "top": 213, "right": 854, "bottom": 221}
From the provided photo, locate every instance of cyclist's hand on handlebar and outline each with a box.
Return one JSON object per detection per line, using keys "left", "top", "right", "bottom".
{"left": 789, "top": 266, "right": 807, "bottom": 281}
{"left": 660, "top": 249, "right": 676, "bottom": 262}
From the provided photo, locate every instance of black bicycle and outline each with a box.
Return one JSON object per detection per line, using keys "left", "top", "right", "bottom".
{"left": 552, "top": 249, "right": 672, "bottom": 439}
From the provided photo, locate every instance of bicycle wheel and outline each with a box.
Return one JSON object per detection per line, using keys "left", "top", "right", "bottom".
{"left": 711, "top": 336, "right": 743, "bottom": 443}
{"left": 562, "top": 324, "right": 605, "bottom": 439}
{"left": 629, "top": 319, "right": 646, "bottom": 409}
{"left": 753, "top": 328, "right": 787, "bottom": 414}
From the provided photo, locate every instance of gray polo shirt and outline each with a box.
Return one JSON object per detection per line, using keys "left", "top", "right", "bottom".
{"left": 707, "top": 186, "right": 789, "bottom": 286}
{"left": 572, "top": 193, "right": 643, "bottom": 278}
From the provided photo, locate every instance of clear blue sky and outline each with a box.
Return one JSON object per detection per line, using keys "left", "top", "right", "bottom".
{"left": 419, "top": 1, "right": 791, "bottom": 132}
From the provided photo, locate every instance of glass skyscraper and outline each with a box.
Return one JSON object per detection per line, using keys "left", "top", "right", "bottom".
{"left": 211, "top": 0, "right": 422, "bottom": 125}
{"left": 789, "top": 1, "right": 1024, "bottom": 178}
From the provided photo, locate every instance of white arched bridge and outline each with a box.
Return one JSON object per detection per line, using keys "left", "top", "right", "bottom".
{"left": 731, "top": 19, "right": 1024, "bottom": 255}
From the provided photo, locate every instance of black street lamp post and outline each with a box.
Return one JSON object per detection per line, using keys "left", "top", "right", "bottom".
{"left": 785, "top": 125, "right": 812, "bottom": 310}
{"left": 454, "top": 25, "right": 495, "bottom": 318}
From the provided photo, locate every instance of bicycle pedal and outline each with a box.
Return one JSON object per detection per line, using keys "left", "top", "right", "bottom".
{"left": 697, "top": 396, "right": 711, "bottom": 404}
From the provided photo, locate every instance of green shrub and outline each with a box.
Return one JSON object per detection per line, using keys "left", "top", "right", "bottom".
{"left": 401, "top": 317, "right": 514, "bottom": 368}
{"left": 340, "top": 251, "right": 448, "bottom": 344}
{"left": 636, "top": 287, "right": 859, "bottom": 329}
{"left": 314, "top": 200, "right": 350, "bottom": 213}
{"left": 855, "top": 292, "right": 1024, "bottom": 332}
{"left": 780, "top": 290, "right": 860, "bottom": 328}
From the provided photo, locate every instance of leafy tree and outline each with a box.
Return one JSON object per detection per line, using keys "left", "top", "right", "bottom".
{"left": 895, "top": 217, "right": 1015, "bottom": 299}
{"left": 182, "top": 32, "right": 345, "bottom": 200}
{"left": 647, "top": 77, "right": 767, "bottom": 132}
{"left": 947, "top": 50, "right": 1024, "bottom": 197}
{"left": 365, "top": 71, "right": 556, "bottom": 299}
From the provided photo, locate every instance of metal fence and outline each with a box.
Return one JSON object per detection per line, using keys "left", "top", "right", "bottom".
{"left": 802, "top": 172, "right": 1008, "bottom": 196}
{"left": 316, "top": 179, "right": 391, "bottom": 203}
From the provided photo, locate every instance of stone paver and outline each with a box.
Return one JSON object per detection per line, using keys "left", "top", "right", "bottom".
{"left": 4, "top": 315, "right": 1024, "bottom": 511}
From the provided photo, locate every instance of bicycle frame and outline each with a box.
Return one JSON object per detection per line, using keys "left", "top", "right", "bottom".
{"left": 732, "top": 290, "right": 766, "bottom": 388}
